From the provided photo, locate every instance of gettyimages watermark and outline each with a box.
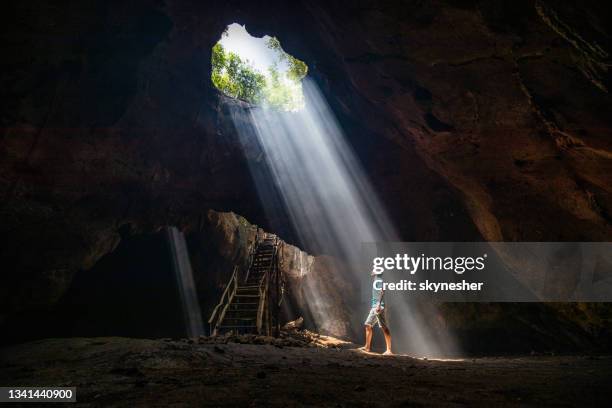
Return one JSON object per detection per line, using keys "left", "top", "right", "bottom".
{"left": 362, "top": 242, "right": 612, "bottom": 302}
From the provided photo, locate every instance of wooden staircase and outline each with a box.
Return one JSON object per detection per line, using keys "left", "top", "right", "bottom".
{"left": 209, "top": 233, "right": 281, "bottom": 336}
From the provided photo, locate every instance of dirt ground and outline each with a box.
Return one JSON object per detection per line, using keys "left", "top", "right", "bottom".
{"left": 1, "top": 335, "right": 611, "bottom": 407}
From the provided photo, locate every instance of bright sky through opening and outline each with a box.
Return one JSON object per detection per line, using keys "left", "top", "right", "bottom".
{"left": 212, "top": 23, "right": 307, "bottom": 111}
{"left": 219, "top": 24, "right": 288, "bottom": 76}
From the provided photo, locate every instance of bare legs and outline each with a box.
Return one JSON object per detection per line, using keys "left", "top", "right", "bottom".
{"left": 363, "top": 324, "right": 373, "bottom": 351}
{"left": 363, "top": 324, "right": 393, "bottom": 355}
{"left": 382, "top": 327, "right": 392, "bottom": 355}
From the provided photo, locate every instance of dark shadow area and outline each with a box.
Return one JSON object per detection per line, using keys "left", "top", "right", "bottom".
{"left": 53, "top": 231, "right": 185, "bottom": 339}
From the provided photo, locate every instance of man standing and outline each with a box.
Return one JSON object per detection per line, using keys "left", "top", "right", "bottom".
{"left": 361, "top": 270, "right": 392, "bottom": 355}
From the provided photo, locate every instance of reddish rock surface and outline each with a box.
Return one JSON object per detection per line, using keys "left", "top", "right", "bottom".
{"left": 2, "top": 1, "right": 612, "bottom": 350}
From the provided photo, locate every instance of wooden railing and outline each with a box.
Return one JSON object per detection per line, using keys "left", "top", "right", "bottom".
{"left": 256, "top": 235, "right": 282, "bottom": 336}
{"left": 274, "top": 240, "right": 285, "bottom": 336}
{"left": 244, "top": 227, "right": 264, "bottom": 284}
{"left": 256, "top": 272, "right": 268, "bottom": 335}
{"left": 207, "top": 265, "right": 238, "bottom": 336}
{"left": 208, "top": 231, "right": 285, "bottom": 337}
{"left": 207, "top": 228, "right": 262, "bottom": 336}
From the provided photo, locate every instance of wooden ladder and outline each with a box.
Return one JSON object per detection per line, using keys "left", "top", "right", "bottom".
{"left": 213, "top": 234, "right": 279, "bottom": 335}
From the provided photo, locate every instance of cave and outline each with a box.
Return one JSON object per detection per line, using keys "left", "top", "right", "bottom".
{"left": 2, "top": 0, "right": 612, "bottom": 406}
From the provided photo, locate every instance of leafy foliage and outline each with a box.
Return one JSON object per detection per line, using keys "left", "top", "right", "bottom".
{"left": 264, "top": 64, "right": 304, "bottom": 110}
{"left": 211, "top": 35, "right": 308, "bottom": 111}
{"left": 211, "top": 43, "right": 266, "bottom": 104}
{"left": 265, "top": 37, "right": 308, "bottom": 82}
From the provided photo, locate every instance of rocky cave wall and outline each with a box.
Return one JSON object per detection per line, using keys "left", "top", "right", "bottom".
{"left": 2, "top": 0, "right": 612, "bottom": 349}
{"left": 186, "top": 210, "right": 355, "bottom": 338}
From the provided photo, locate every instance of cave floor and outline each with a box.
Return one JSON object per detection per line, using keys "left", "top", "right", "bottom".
{"left": 1, "top": 337, "right": 611, "bottom": 407}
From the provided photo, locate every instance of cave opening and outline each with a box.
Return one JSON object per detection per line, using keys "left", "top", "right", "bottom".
{"left": 46, "top": 227, "right": 204, "bottom": 340}
{"left": 211, "top": 23, "right": 308, "bottom": 112}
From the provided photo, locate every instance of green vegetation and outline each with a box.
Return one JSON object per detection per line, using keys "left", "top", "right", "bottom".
{"left": 265, "top": 37, "right": 308, "bottom": 82}
{"left": 211, "top": 43, "right": 266, "bottom": 104}
{"left": 211, "top": 36, "right": 308, "bottom": 111}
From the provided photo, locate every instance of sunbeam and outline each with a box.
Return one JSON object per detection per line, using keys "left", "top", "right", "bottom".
{"left": 167, "top": 226, "right": 204, "bottom": 337}
{"left": 227, "top": 73, "right": 458, "bottom": 356}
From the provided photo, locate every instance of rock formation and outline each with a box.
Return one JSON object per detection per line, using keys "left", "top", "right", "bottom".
{"left": 2, "top": 0, "right": 611, "bottom": 350}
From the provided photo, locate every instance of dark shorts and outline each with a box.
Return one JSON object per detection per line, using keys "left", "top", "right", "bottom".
{"left": 364, "top": 307, "right": 388, "bottom": 330}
